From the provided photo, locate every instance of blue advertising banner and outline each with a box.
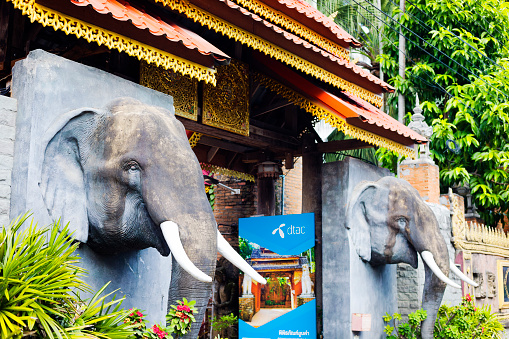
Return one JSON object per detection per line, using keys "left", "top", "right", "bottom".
{"left": 238, "top": 213, "right": 316, "bottom": 339}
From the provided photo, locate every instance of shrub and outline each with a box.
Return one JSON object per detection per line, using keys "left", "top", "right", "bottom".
{"left": 125, "top": 299, "right": 197, "bottom": 339}
{"left": 383, "top": 294, "right": 504, "bottom": 339}
{"left": 0, "top": 214, "right": 134, "bottom": 338}
{"left": 434, "top": 294, "right": 504, "bottom": 339}
{"left": 210, "top": 313, "right": 237, "bottom": 333}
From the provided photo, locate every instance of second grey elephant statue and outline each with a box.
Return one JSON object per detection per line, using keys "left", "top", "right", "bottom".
{"left": 346, "top": 176, "right": 477, "bottom": 339}
{"left": 39, "top": 97, "right": 264, "bottom": 338}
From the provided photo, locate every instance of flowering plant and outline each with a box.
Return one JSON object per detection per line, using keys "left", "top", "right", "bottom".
{"left": 434, "top": 294, "right": 504, "bottom": 339}
{"left": 166, "top": 298, "right": 197, "bottom": 337}
{"left": 124, "top": 299, "right": 196, "bottom": 339}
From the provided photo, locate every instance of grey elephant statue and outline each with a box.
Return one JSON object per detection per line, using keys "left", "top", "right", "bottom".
{"left": 346, "top": 176, "right": 477, "bottom": 339}
{"left": 39, "top": 97, "right": 264, "bottom": 338}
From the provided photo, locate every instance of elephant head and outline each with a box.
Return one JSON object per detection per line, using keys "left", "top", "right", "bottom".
{"left": 39, "top": 97, "right": 264, "bottom": 338}
{"left": 346, "top": 176, "right": 476, "bottom": 339}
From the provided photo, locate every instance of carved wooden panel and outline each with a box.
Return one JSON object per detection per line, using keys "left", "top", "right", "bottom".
{"left": 140, "top": 61, "right": 198, "bottom": 121}
{"left": 203, "top": 60, "right": 249, "bottom": 136}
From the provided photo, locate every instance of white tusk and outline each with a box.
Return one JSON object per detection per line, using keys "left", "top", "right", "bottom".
{"left": 217, "top": 230, "right": 266, "bottom": 285}
{"left": 160, "top": 221, "right": 212, "bottom": 283}
{"left": 420, "top": 251, "right": 461, "bottom": 289}
{"left": 449, "top": 260, "right": 478, "bottom": 287}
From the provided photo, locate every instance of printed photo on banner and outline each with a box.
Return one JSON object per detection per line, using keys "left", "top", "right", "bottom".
{"left": 238, "top": 213, "right": 316, "bottom": 339}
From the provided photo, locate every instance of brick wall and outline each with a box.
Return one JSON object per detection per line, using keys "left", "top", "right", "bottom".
{"left": 399, "top": 160, "right": 440, "bottom": 204}
{"left": 213, "top": 178, "right": 257, "bottom": 247}
{"left": 0, "top": 96, "right": 17, "bottom": 227}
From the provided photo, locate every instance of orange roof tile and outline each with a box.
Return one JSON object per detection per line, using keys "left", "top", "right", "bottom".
{"left": 217, "top": 0, "right": 393, "bottom": 93}
{"left": 255, "top": 52, "right": 426, "bottom": 145}
{"left": 257, "top": 0, "right": 362, "bottom": 48}
{"left": 341, "top": 92, "right": 427, "bottom": 143}
{"left": 70, "top": 0, "right": 230, "bottom": 64}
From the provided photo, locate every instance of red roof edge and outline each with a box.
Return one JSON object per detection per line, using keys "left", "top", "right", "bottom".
{"left": 257, "top": 0, "right": 362, "bottom": 48}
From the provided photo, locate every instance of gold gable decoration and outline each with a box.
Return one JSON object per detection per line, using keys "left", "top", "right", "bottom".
{"left": 188, "top": 132, "right": 202, "bottom": 148}
{"left": 201, "top": 163, "right": 255, "bottom": 182}
{"left": 153, "top": 0, "right": 383, "bottom": 108}
{"left": 203, "top": 60, "right": 250, "bottom": 136}
{"left": 253, "top": 73, "right": 416, "bottom": 159}
{"left": 140, "top": 62, "right": 199, "bottom": 121}
{"left": 7, "top": 0, "right": 217, "bottom": 85}
{"left": 232, "top": 0, "right": 350, "bottom": 60}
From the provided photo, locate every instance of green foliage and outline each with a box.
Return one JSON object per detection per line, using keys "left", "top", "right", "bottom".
{"left": 384, "top": 310, "right": 426, "bottom": 339}
{"left": 383, "top": 295, "right": 504, "bottom": 338}
{"left": 379, "top": 0, "right": 509, "bottom": 224}
{"left": 206, "top": 185, "right": 216, "bottom": 211}
{"left": 434, "top": 294, "right": 504, "bottom": 339}
{"left": 239, "top": 238, "right": 253, "bottom": 260}
{"left": 210, "top": 313, "right": 237, "bottom": 333}
{"left": 0, "top": 214, "right": 134, "bottom": 338}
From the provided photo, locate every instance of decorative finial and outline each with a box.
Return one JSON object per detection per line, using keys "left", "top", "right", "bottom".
{"left": 407, "top": 92, "right": 433, "bottom": 162}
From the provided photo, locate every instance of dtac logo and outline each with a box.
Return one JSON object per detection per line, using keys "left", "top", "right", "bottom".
{"left": 271, "top": 223, "right": 306, "bottom": 239}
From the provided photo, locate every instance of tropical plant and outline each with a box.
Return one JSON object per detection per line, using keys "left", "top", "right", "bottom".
{"left": 210, "top": 313, "right": 237, "bottom": 333}
{"left": 383, "top": 295, "right": 504, "bottom": 338}
{"left": 0, "top": 213, "right": 134, "bottom": 338}
{"left": 383, "top": 309, "right": 427, "bottom": 339}
{"left": 434, "top": 294, "right": 504, "bottom": 339}
{"left": 378, "top": 0, "right": 509, "bottom": 225}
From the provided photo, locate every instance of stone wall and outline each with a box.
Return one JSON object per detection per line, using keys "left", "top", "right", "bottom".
{"left": 10, "top": 50, "right": 175, "bottom": 323}
{"left": 0, "top": 95, "right": 16, "bottom": 226}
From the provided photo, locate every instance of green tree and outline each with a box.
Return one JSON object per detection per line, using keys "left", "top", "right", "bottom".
{"left": 379, "top": 0, "right": 509, "bottom": 225}
{"left": 239, "top": 238, "right": 253, "bottom": 260}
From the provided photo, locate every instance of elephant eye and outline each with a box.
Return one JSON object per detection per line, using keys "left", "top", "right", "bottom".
{"left": 124, "top": 161, "right": 140, "bottom": 172}
{"left": 397, "top": 217, "right": 407, "bottom": 228}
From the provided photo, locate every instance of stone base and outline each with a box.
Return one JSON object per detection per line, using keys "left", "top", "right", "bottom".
{"left": 297, "top": 296, "right": 315, "bottom": 307}
{"left": 239, "top": 296, "right": 255, "bottom": 322}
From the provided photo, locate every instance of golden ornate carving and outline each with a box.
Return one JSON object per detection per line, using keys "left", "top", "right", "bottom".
{"left": 203, "top": 60, "right": 250, "bottom": 136}
{"left": 231, "top": 0, "right": 350, "bottom": 60}
{"left": 8, "top": 0, "right": 217, "bottom": 85}
{"left": 188, "top": 132, "right": 202, "bottom": 148}
{"left": 140, "top": 61, "right": 199, "bottom": 121}
{"left": 450, "top": 189, "right": 509, "bottom": 257}
{"left": 153, "top": 0, "right": 383, "bottom": 108}
{"left": 253, "top": 73, "right": 416, "bottom": 159}
{"left": 201, "top": 163, "right": 255, "bottom": 182}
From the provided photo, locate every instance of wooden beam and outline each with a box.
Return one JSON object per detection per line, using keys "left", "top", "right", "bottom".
{"left": 252, "top": 101, "right": 292, "bottom": 118}
{"left": 177, "top": 116, "right": 299, "bottom": 152}
{"left": 198, "top": 135, "right": 253, "bottom": 153}
{"left": 285, "top": 152, "right": 294, "bottom": 169}
{"left": 316, "top": 139, "right": 373, "bottom": 154}
{"left": 207, "top": 146, "right": 219, "bottom": 163}
{"left": 227, "top": 153, "right": 237, "bottom": 168}
{"left": 0, "top": 2, "right": 11, "bottom": 72}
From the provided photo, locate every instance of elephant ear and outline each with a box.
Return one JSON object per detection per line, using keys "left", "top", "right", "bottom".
{"left": 39, "top": 108, "right": 102, "bottom": 243}
{"left": 346, "top": 181, "right": 378, "bottom": 262}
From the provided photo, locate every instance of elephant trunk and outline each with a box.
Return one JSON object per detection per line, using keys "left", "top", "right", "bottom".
{"left": 407, "top": 204, "right": 452, "bottom": 339}
{"left": 143, "top": 170, "right": 217, "bottom": 339}
{"left": 421, "top": 252, "right": 449, "bottom": 339}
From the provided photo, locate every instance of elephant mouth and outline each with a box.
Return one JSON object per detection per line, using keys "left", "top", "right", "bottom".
{"left": 159, "top": 221, "right": 266, "bottom": 285}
